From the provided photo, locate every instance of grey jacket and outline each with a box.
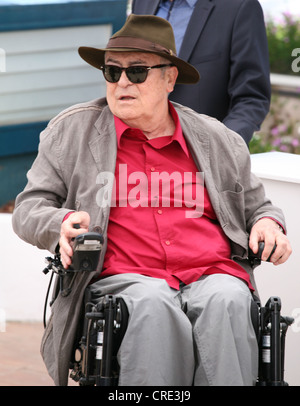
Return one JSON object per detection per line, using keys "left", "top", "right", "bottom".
{"left": 12, "top": 98, "right": 285, "bottom": 385}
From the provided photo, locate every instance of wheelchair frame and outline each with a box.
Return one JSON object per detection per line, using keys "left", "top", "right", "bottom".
{"left": 68, "top": 292, "right": 293, "bottom": 386}
{"left": 43, "top": 234, "right": 294, "bottom": 386}
{"left": 69, "top": 291, "right": 129, "bottom": 386}
{"left": 256, "top": 296, "right": 294, "bottom": 386}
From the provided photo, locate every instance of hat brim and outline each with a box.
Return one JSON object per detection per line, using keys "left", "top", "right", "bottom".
{"left": 78, "top": 46, "right": 200, "bottom": 85}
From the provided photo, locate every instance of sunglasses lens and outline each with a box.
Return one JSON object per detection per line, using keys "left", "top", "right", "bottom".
{"left": 102, "top": 66, "right": 151, "bottom": 83}
{"left": 103, "top": 66, "right": 122, "bottom": 83}
{"left": 126, "top": 66, "right": 148, "bottom": 83}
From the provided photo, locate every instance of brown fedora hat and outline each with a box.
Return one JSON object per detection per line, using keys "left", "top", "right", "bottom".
{"left": 78, "top": 14, "right": 200, "bottom": 85}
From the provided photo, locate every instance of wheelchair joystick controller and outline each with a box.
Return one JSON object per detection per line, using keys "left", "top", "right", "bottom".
{"left": 69, "top": 224, "right": 104, "bottom": 272}
{"left": 42, "top": 225, "right": 104, "bottom": 326}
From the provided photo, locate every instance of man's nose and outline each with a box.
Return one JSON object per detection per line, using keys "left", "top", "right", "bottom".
{"left": 118, "top": 70, "right": 132, "bottom": 86}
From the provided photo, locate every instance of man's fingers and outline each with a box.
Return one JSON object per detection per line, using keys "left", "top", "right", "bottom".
{"left": 59, "top": 211, "right": 90, "bottom": 268}
{"left": 261, "top": 239, "right": 276, "bottom": 261}
{"left": 249, "top": 218, "right": 292, "bottom": 265}
{"left": 270, "top": 238, "right": 292, "bottom": 265}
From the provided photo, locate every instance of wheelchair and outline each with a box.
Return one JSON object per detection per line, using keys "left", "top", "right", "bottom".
{"left": 43, "top": 232, "right": 294, "bottom": 386}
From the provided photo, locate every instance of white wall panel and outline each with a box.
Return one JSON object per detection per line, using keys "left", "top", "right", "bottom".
{"left": 0, "top": 24, "right": 110, "bottom": 125}
{"left": 251, "top": 152, "right": 300, "bottom": 387}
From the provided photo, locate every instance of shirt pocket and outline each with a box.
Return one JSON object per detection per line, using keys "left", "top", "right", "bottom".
{"left": 220, "top": 182, "right": 246, "bottom": 231}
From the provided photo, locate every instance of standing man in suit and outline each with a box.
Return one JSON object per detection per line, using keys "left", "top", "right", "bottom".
{"left": 131, "top": 0, "right": 271, "bottom": 144}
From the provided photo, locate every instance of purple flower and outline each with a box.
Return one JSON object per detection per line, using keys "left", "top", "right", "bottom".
{"left": 271, "top": 127, "right": 279, "bottom": 136}
{"left": 272, "top": 138, "right": 281, "bottom": 147}
{"left": 278, "top": 124, "right": 287, "bottom": 133}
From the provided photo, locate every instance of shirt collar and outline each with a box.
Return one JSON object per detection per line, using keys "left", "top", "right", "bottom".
{"left": 114, "top": 101, "right": 190, "bottom": 157}
{"left": 185, "top": 0, "right": 198, "bottom": 8}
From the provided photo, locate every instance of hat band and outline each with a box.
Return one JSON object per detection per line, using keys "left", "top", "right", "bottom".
{"left": 106, "top": 36, "right": 177, "bottom": 57}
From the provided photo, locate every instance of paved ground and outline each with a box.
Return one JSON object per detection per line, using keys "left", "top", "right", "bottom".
{"left": 0, "top": 322, "right": 77, "bottom": 386}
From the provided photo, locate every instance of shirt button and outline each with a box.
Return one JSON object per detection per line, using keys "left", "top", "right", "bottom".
{"left": 150, "top": 167, "right": 156, "bottom": 172}
{"left": 165, "top": 240, "right": 171, "bottom": 246}
{"left": 157, "top": 209, "right": 163, "bottom": 215}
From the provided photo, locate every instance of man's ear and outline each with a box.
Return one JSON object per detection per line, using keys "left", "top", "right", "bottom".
{"left": 167, "top": 66, "right": 178, "bottom": 93}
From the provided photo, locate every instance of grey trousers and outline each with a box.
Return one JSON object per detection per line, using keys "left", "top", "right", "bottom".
{"left": 89, "top": 273, "right": 258, "bottom": 386}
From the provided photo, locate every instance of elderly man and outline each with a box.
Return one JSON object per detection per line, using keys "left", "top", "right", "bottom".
{"left": 12, "top": 15, "right": 291, "bottom": 386}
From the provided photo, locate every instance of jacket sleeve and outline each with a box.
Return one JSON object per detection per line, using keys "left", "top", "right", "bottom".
{"left": 12, "top": 125, "right": 71, "bottom": 253}
{"left": 222, "top": 0, "right": 271, "bottom": 144}
{"left": 227, "top": 127, "right": 286, "bottom": 233}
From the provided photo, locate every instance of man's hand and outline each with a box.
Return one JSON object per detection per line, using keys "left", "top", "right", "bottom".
{"left": 249, "top": 218, "right": 292, "bottom": 265}
{"left": 59, "top": 211, "right": 90, "bottom": 268}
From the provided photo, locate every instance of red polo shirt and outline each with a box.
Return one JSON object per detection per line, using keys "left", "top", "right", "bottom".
{"left": 101, "top": 103, "right": 253, "bottom": 291}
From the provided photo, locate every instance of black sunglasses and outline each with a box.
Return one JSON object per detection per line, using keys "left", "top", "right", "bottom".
{"left": 100, "top": 64, "right": 174, "bottom": 84}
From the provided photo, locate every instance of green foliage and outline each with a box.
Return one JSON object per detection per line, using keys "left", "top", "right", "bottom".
{"left": 249, "top": 12, "right": 300, "bottom": 154}
{"left": 266, "top": 12, "right": 300, "bottom": 75}
{"left": 249, "top": 94, "right": 300, "bottom": 154}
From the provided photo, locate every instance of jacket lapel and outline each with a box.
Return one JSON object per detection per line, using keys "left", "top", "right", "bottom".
{"left": 137, "top": 0, "right": 160, "bottom": 14}
{"left": 89, "top": 106, "right": 117, "bottom": 174}
{"left": 88, "top": 106, "right": 118, "bottom": 229}
{"left": 179, "top": 0, "right": 215, "bottom": 60}
{"left": 175, "top": 104, "right": 223, "bottom": 225}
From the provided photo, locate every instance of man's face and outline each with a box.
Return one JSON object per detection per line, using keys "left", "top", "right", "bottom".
{"left": 105, "top": 51, "right": 178, "bottom": 128}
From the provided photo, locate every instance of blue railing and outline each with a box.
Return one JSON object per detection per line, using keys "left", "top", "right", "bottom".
{"left": 0, "top": 0, "right": 127, "bottom": 32}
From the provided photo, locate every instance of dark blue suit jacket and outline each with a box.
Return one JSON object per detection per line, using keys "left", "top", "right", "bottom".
{"left": 131, "top": 0, "right": 271, "bottom": 144}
